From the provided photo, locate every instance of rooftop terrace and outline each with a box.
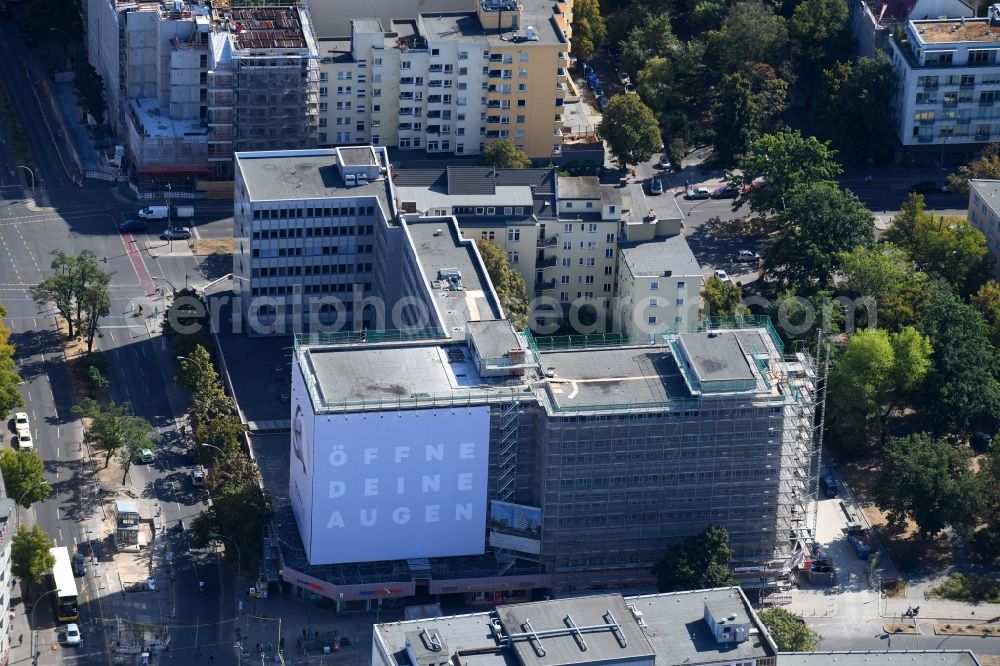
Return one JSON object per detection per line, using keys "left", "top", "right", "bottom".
{"left": 912, "top": 17, "right": 1000, "bottom": 43}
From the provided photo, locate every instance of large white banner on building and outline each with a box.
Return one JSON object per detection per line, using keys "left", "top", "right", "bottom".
{"left": 295, "top": 406, "right": 491, "bottom": 565}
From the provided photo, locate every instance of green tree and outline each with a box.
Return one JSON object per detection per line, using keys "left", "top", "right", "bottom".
{"left": 635, "top": 42, "right": 708, "bottom": 144}
{"left": 191, "top": 450, "right": 271, "bottom": 567}
{"left": 0, "top": 302, "right": 23, "bottom": 416}
{"left": 620, "top": 11, "right": 678, "bottom": 74}
{"left": 117, "top": 418, "right": 159, "bottom": 484}
{"left": 177, "top": 345, "right": 220, "bottom": 395}
{"left": 885, "top": 194, "right": 987, "bottom": 292}
{"left": 758, "top": 608, "right": 821, "bottom": 651}
{"left": 768, "top": 289, "right": 844, "bottom": 345}
{"left": 815, "top": 53, "right": 897, "bottom": 164}
{"left": 162, "top": 288, "right": 210, "bottom": 356}
{"left": 480, "top": 139, "right": 532, "bottom": 169}
{"left": 838, "top": 244, "right": 930, "bottom": 331}
{"left": 971, "top": 280, "right": 1000, "bottom": 348}
{"left": 709, "top": 0, "right": 788, "bottom": 72}
{"left": 947, "top": 143, "right": 1000, "bottom": 197}
{"left": 827, "top": 327, "right": 932, "bottom": 448}
{"left": 476, "top": 239, "right": 528, "bottom": 329}
{"left": 598, "top": 94, "right": 662, "bottom": 171}
{"left": 712, "top": 65, "right": 788, "bottom": 164}
{"left": 702, "top": 275, "right": 745, "bottom": 317}
{"left": 11, "top": 525, "right": 55, "bottom": 584}
{"left": 0, "top": 449, "right": 51, "bottom": 508}
{"left": 571, "top": 0, "right": 607, "bottom": 62}
{"left": 31, "top": 250, "right": 111, "bottom": 341}
{"left": 81, "top": 276, "right": 111, "bottom": 353}
{"left": 74, "top": 64, "right": 106, "bottom": 126}
{"left": 75, "top": 398, "right": 135, "bottom": 467}
{"left": 652, "top": 525, "right": 736, "bottom": 591}
{"left": 729, "top": 129, "right": 842, "bottom": 215}
{"left": 875, "top": 433, "right": 983, "bottom": 538}
{"left": 789, "top": 0, "right": 851, "bottom": 85}
{"left": 919, "top": 288, "right": 1000, "bottom": 433}
{"left": 31, "top": 251, "right": 78, "bottom": 337}
{"left": 195, "top": 416, "right": 245, "bottom": 457}
{"left": 765, "top": 181, "right": 874, "bottom": 287}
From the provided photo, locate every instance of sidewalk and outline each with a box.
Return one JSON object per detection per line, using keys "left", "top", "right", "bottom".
{"left": 882, "top": 597, "right": 1000, "bottom": 623}
{"left": 239, "top": 594, "right": 379, "bottom": 666}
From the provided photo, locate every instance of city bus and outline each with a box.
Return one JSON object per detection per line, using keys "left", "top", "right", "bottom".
{"left": 49, "top": 547, "right": 79, "bottom": 622}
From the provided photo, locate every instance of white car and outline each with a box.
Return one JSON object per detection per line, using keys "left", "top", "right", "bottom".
{"left": 16, "top": 430, "right": 33, "bottom": 451}
{"left": 65, "top": 624, "right": 81, "bottom": 646}
{"left": 13, "top": 412, "right": 28, "bottom": 431}
{"left": 714, "top": 269, "right": 733, "bottom": 284}
{"left": 685, "top": 187, "right": 711, "bottom": 200}
{"left": 138, "top": 448, "right": 154, "bottom": 463}
{"left": 736, "top": 249, "right": 760, "bottom": 262}
{"left": 191, "top": 469, "right": 206, "bottom": 487}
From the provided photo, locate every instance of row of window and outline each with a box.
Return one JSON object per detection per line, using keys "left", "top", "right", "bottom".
{"left": 250, "top": 225, "right": 375, "bottom": 238}
{"left": 250, "top": 262, "right": 374, "bottom": 275}
{"left": 249, "top": 283, "right": 371, "bottom": 296}
{"left": 250, "top": 207, "right": 376, "bottom": 220}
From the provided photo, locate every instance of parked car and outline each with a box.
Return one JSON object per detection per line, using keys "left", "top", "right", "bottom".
{"left": 13, "top": 412, "right": 29, "bottom": 431}
{"left": 72, "top": 553, "right": 87, "bottom": 577}
{"left": 119, "top": 219, "right": 147, "bottom": 232}
{"left": 735, "top": 249, "right": 760, "bottom": 262}
{"left": 191, "top": 469, "right": 206, "bottom": 487}
{"left": 910, "top": 180, "right": 945, "bottom": 194}
{"left": 658, "top": 155, "right": 672, "bottom": 170}
{"left": 650, "top": 178, "right": 664, "bottom": 195}
{"left": 624, "top": 83, "right": 637, "bottom": 95}
{"left": 618, "top": 71, "right": 630, "bottom": 85}
{"left": 685, "top": 187, "right": 711, "bottom": 200}
{"left": 710, "top": 184, "right": 739, "bottom": 199}
{"left": 64, "top": 624, "right": 81, "bottom": 646}
{"left": 138, "top": 448, "right": 155, "bottom": 463}
{"left": 713, "top": 269, "right": 733, "bottom": 284}
{"left": 161, "top": 227, "right": 192, "bottom": 240}
{"left": 16, "top": 430, "right": 33, "bottom": 450}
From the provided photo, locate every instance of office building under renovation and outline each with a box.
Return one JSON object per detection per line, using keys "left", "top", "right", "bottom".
{"left": 276, "top": 213, "right": 826, "bottom": 604}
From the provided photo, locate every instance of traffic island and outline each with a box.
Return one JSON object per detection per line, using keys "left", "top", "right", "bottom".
{"left": 883, "top": 624, "right": 921, "bottom": 634}
{"left": 934, "top": 624, "right": 1000, "bottom": 637}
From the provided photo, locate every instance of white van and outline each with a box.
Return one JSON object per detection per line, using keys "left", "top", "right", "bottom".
{"left": 137, "top": 205, "right": 169, "bottom": 220}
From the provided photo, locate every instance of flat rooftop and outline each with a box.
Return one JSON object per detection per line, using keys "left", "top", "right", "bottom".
{"left": 676, "top": 332, "right": 756, "bottom": 384}
{"left": 970, "top": 178, "right": 1000, "bottom": 214}
{"left": 538, "top": 347, "right": 690, "bottom": 410}
{"left": 620, "top": 235, "right": 702, "bottom": 278}
{"left": 375, "top": 588, "right": 775, "bottom": 666}
{"left": 913, "top": 18, "right": 1000, "bottom": 43}
{"left": 500, "top": 594, "right": 656, "bottom": 666}
{"left": 130, "top": 100, "right": 208, "bottom": 140}
{"left": 405, "top": 219, "right": 502, "bottom": 335}
{"left": 235, "top": 149, "right": 391, "bottom": 204}
{"left": 419, "top": 1, "right": 566, "bottom": 46}
{"left": 636, "top": 589, "right": 776, "bottom": 665}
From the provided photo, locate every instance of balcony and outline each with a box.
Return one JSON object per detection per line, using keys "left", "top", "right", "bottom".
{"left": 961, "top": 81, "right": 976, "bottom": 89}
{"left": 559, "top": 52, "right": 570, "bottom": 61}
{"left": 537, "top": 255, "right": 557, "bottom": 268}
{"left": 917, "top": 135, "right": 934, "bottom": 143}
{"left": 977, "top": 133, "right": 992, "bottom": 140}
{"left": 556, "top": 83, "right": 567, "bottom": 92}
{"left": 534, "top": 279, "right": 557, "bottom": 293}
{"left": 537, "top": 235, "right": 558, "bottom": 248}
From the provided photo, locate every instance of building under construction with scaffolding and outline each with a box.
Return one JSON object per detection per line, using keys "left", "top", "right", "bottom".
{"left": 281, "top": 318, "right": 824, "bottom": 609}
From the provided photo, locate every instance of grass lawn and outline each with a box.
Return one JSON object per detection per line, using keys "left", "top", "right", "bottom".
{"left": 927, "top": 573, "right": 1000, "bottom": 603}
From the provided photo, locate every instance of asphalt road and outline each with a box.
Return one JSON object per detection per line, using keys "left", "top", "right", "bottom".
{"left": 0, "top": 15, "right": 232, "bottom": 666}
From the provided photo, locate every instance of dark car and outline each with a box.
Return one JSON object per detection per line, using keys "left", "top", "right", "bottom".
{"left": 710, "top": 184, "right": 739, "bottom": 199}
{"left": 910, "top": 180, "right": 943, "bottom": 194}
{"left": 72, "top": 553, "right": 87, "bottom": 577}
{"left": 119, "top": 219, "right": 147, "bottom": 232}
{"left": 161, "top": 227, "right": 192, "bottom": 240}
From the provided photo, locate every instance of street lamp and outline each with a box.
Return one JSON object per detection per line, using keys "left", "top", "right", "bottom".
{"left": 178, "top": 354, "right": 209, "bottom": 370}
{"left": 48, "top": 28, "right": 71, "bottom": 69}
{"left": 200, "top": 443, "right": 225, "bottom": 454}
{"left": 209, "top": 532, "right": 241, "bottom": 618}
{"left": 15, "top": 165, "right": 35, "bottom": 195}
{"left": 31, "top": 587, "right": 60, "bottom": 666}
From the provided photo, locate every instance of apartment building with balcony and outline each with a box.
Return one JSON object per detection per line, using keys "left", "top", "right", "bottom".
{"left": 849, "top": 0, "right": 971, "bottom": 58}
{"left": 85, "top": 0, "right": 319, "bottom": 179}
{"left": 314, "top": 0, "right": 573, "bottom": 159}
{"left": 967, "top": 178, "right": 1000, "bottom": 279}
{"left": 888, "top": 7, "right": 1000, "bottom": 162}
